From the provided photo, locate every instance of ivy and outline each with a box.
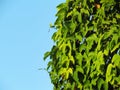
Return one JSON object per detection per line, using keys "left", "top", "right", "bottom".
{"left": 44, "top": 0, "right": 120, "bottom": 90}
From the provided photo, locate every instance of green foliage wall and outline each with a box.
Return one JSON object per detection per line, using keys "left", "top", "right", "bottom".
{"left": 44, "top": 0, "right": 120, "bottom": 89}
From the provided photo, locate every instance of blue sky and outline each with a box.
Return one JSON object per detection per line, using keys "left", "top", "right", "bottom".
{"left": 0, "top": 0, "right": 64, "bottom": 90}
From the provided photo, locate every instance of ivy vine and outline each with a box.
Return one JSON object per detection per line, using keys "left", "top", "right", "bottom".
{"left": 44, "top": 0, "right": 120, "bottom": 90}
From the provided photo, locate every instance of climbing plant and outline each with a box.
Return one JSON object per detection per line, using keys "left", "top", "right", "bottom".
{"left": 44, "top": 0, "right": 120, "bottom": 90}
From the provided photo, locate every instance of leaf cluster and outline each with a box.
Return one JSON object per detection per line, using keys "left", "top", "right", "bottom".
{"left": 44, "top": 0, "right": 120, "bottom": 90}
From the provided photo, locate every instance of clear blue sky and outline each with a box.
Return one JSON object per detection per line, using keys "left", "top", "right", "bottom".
{"left": 0, "top": 0, "right": 64, "bottom": 90}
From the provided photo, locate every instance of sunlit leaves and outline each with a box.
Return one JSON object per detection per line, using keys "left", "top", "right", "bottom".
{"left": 116, "top": 14, "right": 120, "bottom": 19}
{"left": 44, "top": 0, "right": 120, "bottom": 89}
{"left": 58, "top": 67, "right": 73, "bottom": 80}
{"left": 106, "top": 64, "right": 114, "bottom": 82}
{"left": 97, "top": 78, "right": 105, "bottom": 90}
{"left": 112, "top": 54, "right": 120, "bottom": 69}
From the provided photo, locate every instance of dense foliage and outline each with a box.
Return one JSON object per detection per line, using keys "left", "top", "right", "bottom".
{"left": 44, "top": 0, "right": 120, "bottom": 89}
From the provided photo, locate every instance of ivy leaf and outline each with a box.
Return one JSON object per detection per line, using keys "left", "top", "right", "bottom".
{"left": 114, "top": 76, "right": 120, "bottom": 85}
{"left": 52, "top": 32, "right": 57, "bottom": 42}
{"left": 112, "top": 18, "right": 117, "bottom": 23}
{"left": 56, "top": 8, "right": 66, "bottom": 16}
{"left": 77, "top": 83, "right": 83, "bottom": 90}
{"left": 76, "top": 65, "right": 84, "bottom": 74}
{"left": 44, "top": 51, "right": 50, "bottom": 60}
{"left": 104, "top": 50, "right": 109, "bottom": 56}
{"left": 111, "top": 43, "right": 120, "bottom": 53}
{"left": 103, "top": 30, "right": 113, "bottom": 40}
{"left": 56, "top": 3, "right": 66, "bottom": 10}
{"left": 91, "top": 77, "right": 98, "bottom": 85}
{"left": 67, "top": 11, "right": 73, "bottom": 18}
{"left": 116, "top": 13, "right": 120, "bottom": 19}
{"left": 112, "top": 54, "right": 120, "bottom": 69}
{"left": 73, "top": 65, "right": 84, "bottom": 83}
{"left": 78, "top": 12, "right": 82, "bottom": 23}
{"left": 97, "top": 35, "right": 104, "bottom": 51}
{"left": 83, "top": 0, "right": 86, "bottom": 7}
{"left": 69, "top": 55, "right": 75, "bottom": 65}
{"left": 106, "top": 64, "right": 113, "bottom": 82}
{"left": 70, "top": 22, "right": 76, "bottom": 34}
{"left": 86, "top": 34, "right": 97, "bottom": 51}
{"left": 97, "top": 78, "right": 104, "bottom": 90}
{"left": 73, "top": 70, "right": 79, "bottom": 83}
{"left": 102, "top": 19, "right": 110, "bottom": 25}
{"left": 103, "top": 82, "right": 108, "bottom": 90}
{"left": 64, "top": 21, "right": 76, "bottom": 34}
{"left": 54, "top": 16, "right": 63, "bottom": 26}
{"left": 71, "top": 82, "right": 75, "bottom": 90}
{"left": 112, "top": 34, "right": 119, "bottom": 44}
{"left": 75, "top": 33, "right": 82, "bottom": 42}
{"left": 47, "top": 61, "right": 52, "bottom": 70}
{"left": 61, "top": 54, "right": 68, "bottom": 66}
{"left": 58, "top": 68, "right": 67, "bottom": 76}
{"left": 83, "top": 80, "right": 91, "bottom": 90}
{"left": 81, "top": 8, "right": 89, "bottom": 15}
{"left": 68, "top": 68, "right": 73, "bottom": 75}
{"left": 97, "top": 51, "right": 104, "bottom": 64}
{"left": 76, "top": 53, "right": 83, "bottom": 66}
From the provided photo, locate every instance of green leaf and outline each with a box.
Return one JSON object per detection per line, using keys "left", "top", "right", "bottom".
{"left": 97, "top": 78, "right": 104, "bottom": 90}
{"left": 61, "top": 54, "right": 68, "bottom": 65}
{"left": 56, "top": 8, "right": 66, "bottom": 16}
{"left": 73, "top": 66, "right": 84, "bottom": 83}
{"left": 111, "top": 43, "right": 120, "bottom": 53}
{"left": 44, "top": 51, "right": 50, "bottom": 60}
{"left": 78, "top": 12, "right": 82, "bottom": 23}
{"left": 73, "top": 70, "right": 79, "bottom": 82}
{"left": 76, "top": 65, "right": 84, "bottom": 74}
{"left": 47, "top": 61, "right": 52, "bottom": 70}
{"left": 68, "top": 68, "right": 73, "bottom": 74}
{"left": 102, "top": 19, "right": 110, "bottom": 25}
{"left": 76, "top": 53, "right": 83, "bottom": 66}
{"left": 116, "top": 13, "right": 120, "bottom": 19}
{"left": 67, "top": 11, "right": 73, "bottom": 18}
{"left": 81, "top": 8, "right": 89, "bottom": 15}
{"left": 75, "top": 33, "right": 82, "bottom": 41}
{"left": 97, "top": 51, "right": 104, "bottom": 63}
{"left": 112, "top": 54, "right": 120, "bottom": 69}
{"left": 114, "top": 76, "right": 120, "bottom": 85}
{"left": 71, "top": 82, "right": 75, "bottom": 90}
{"left": 103, "top": 82, "right": 108, "bottom": 90}
{"left": 96, "top": 35, "right": 104, "bottom": 51}
{"left": 70, "top": 22, "right": 76, "bottom": 34}
{"left": 91, "top": 77, "right": 98, "bottom": 85}
{"left": 112, "top": 18, "right": 117, "bottom": 23}
{"left": 83, "top": 0, "right": 87, "bottom": 7}
{"left": 54, "top": 16, "right": 63, "bottom": 26}
{"left": 106, "top": 64, "right": 113, "bottom": 82}
{"left": 86, "top": 34, "right": 97, "bottom": 51}
{"left": 56, "top": 3, "right": 66, "bottom": 10}
{"left": 64, "top": 21, "right": 76, "bottom": 34}
{"left": 78, "top": 82, "right": 83, "bottom": 90}
{"left": 84, "top": 80, "right": 91, "bottom": 90}
{"left": 69, "top": 55, "right": 75, "bottom": 65}
{"left": 112, "top": 34, "right": 119, "bottom": 44}
{"left": 103, "top": 30, "right": 113, "bottom": 40}
{"left": 58, "top": 68, "right": 66, "bottom": 76}
{"left": 104, "top": 50, "right": 109, "bottom": 56}
{"left": 52, "top": 32, "right": 57, "bottom": 42}
{"left": 65, "top": 83, "right": 71, "bottom": 89}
